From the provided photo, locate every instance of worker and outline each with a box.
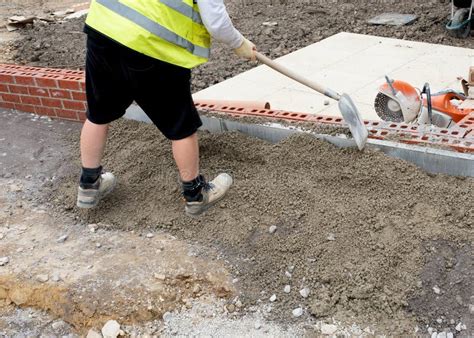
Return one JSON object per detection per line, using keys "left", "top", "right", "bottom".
{"left": 76, "top": 0, "right": 256, "bottom": 216}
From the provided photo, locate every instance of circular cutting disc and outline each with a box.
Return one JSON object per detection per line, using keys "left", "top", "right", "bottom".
{"left": 374, "top": 92, "right": 404, "bottom": 122}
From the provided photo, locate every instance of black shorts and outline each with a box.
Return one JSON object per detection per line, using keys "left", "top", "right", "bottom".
{"left": 84, "top": 27, "right": 202, "bottom": 140}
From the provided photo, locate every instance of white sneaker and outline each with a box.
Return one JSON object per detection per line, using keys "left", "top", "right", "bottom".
{"left": 185, "top": 173, "right": 233, "bottom": 216}
{"left": 76, "top": 172, "right": 116, "bottom": 209}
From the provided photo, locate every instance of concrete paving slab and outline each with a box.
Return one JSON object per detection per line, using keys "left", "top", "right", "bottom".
{"left": 194, "top": 32, "right": 474, "bottom": 120}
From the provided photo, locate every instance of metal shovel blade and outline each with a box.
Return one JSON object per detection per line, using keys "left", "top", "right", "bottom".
{"left": 338, "top": 93, "right": 369, "bottom": 150}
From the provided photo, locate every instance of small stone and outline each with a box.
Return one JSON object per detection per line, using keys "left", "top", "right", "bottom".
{"left": 162, "top": 311, "right": 172, "bottom": 323}
{"left": 56, "top": 235, "right": 68, "bottom": 243}
{"left": 235, "top": 300, "right": 243, "bottom": 308}
{"left": 431, "top": 333, "right": 438, "bottom": 338}
{"left": 96, "top": 243, "right": 102, "bottom": 248}
{"left": 51, "top": 320, "right": 67, "bottom": 331}
{"left": 324, "top": 99, "right": 330, "bottom": 106}
{"left": 0, "top": 257, "right": 9, "bottom": 266}
{"left": 0, "top": 233, "right": 4, "bottom": 240}
{"left": 36, "top": 274, "right": 49, "bottom": 283}
{"left": 86, "top": 329, "right": 102, "bottom": 338}
{"left": 428, "top": 327, "right": 434, "bottom": 335}
{"left": 321, "top": 324, "right": 338, "bottom": 335}
{"left": 327, "top": 233, "right": 336, "bottom": 241}
{"left": 455, "top": 323, "right": 462, "bottom": 332}
{"left": 284, "top": 285, "right": 291, "bottom": 293}
{"left": 146, "top": 233, "right": 154, "bottom": 238}
{"left": 153, "top": 273, "right": 166, "bottom": 281}
{"left": 88, "top": 224, "right": 98, "bottom": 233}
{"left": 192, "top": 284, "right": 201, "bottom": 294}
{"left": 299, "top": 288, "right": 310, "bottom": 298}
{"left": 288, "top": 265, "right": 295, "bottom": 272}
{"left": 437, "top": 332, "right": 447, "bottom": 338}
{"left": 226, "top": 304, "right": 236, "bottom": 313}
{"left": 436, "top": 318, "right": 443, "bottom": 324}
{"left": 254, "top": 322, "right": 261, "bottom": 330}
{"left": 292, "top": 307, "right": 303, "bottom": 317}
{"left": 269, "top": 294, "right": 277, "bottom": 302}
{"left": 268, "top": 225, "right": 277, "bottom": 234}
{"left": 469, "top": 304, "right": 474, "bottom": 314}
{"left": 52, "top": 274, "right": 61, "bottom": 282}
{"left": 446, "top": 332, "right": 454, "bottom": 338}
{"left": 433, "top": 286, "right": 441, "bottom": 294}
{"left": 285, "top": 271, "right": 292, "bottom": 278}
{"left": 102, "top": 320, "right": 121, "bottom": 338}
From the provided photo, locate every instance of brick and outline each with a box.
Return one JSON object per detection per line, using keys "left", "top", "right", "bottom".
{"left": 63, "top": 100, "right": 85, "bottom": 111}
{"left": 0, "top": 84, "right": 7, "bottom": 92}
{"left": 35, "top": 77, "right": 58, "bottom": 88}
{"left": 0, "top": 102, "right": 15, "bottom": 109}
{"left": 58, "top": 79, "right": 81, "bottom": 91}
{"left": 49, "top": 89, "right": 72, "bottom": 100}
{"left": 8, "top": 84, "right": 29, "bottom": 94}
{"left": 41, "top": 97, "right": 63, "bottom": 108}
{"left": 1, "top": 93, "right": 21, "bottom": 103}
{"left": 72, "top": 91, "right": 87, "bottom": 101}
{"left": 0, "top": 73, "right": 15, "bottom": 83}
{"left": 55, "top": 109, "right": 78, "bottom": 120}
{"left": 21, "top": 96, "right": 41, "bottom": 105}
{"left": 15, "top": 75, "right": 36, "bottom": 86}
{"left": 29, "top": 87, "right": 50, "bottom": 97}
{"left": 36, "top": 106, "right": 57, "bottom": 117}
{"left": 77, "top": 111, "right": 87, "bottom": 122}
{"left": 14, "top": 103, "right": 36, "bottom": 113}
{"left": 80, "top": 81, "right": 86, "bottom": 92}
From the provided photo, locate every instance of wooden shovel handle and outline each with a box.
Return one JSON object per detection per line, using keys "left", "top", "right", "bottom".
{"left": 255, "top": 51, "right": 341, "bottom": 101}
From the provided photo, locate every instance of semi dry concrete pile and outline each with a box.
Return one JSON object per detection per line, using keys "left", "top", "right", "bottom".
{"left": 51, "top": 119, "right": 473, "bottom": 334}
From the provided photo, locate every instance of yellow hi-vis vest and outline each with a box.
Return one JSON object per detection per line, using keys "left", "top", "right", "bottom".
{"left": 85, "top": 0, "right": 211, "bottom": 69}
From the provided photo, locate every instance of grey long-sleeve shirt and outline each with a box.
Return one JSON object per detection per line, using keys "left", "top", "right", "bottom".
{"left": 196, "top": 0, "right": 243, "bottom": 49}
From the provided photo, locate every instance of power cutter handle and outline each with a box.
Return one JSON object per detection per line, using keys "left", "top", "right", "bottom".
{"left": 255, "top": 52, "right": 341, "bottom": 101}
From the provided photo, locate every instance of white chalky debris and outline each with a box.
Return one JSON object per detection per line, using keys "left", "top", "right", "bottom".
{"left": 284, "top": 285, "right": 291, "bottom": 293}
{"left": 327, "top": 233, "right": 336, "bottom": 241}
{"left": 321, "top": 324, "right": 338, "bottom": 335}
{"left": 292, "top": 307, "right": 303, "bottom": 317}
{"left": 0, "top": 257, "right": 9, "bottom": 266}
{"left": 146, "top": 233, "right": 154, "bottom": 238}
{"left": 56, "top": 234, "right": 68, "bottom": 243}
{"left": 299, "top": 288, "right": 310, "bottom": 298}
{"left": 433, "top": 286, "right": 441, "bottom": 294}
{"left": 102, "top": 320, "right": 121, "bottom": 338}
{"left": 154, "top": 273, "right": 166, "bottom": 281}
{"left": 269, "top": 294, "right": 277, "bottom": 302}
{"left": 51, "top": 320, "right": 67, "bottom": 331}
{"left": 88, "top": 224, "right": 98, "bottom": 233}
{"left": 36, "top": 274, "right": 49, "bottom": 283}
{"left": 268, "top": 225, "right": 277, "bottom": 234}
{"left": 86, "top": 329, "right": 102, "bottom": 338}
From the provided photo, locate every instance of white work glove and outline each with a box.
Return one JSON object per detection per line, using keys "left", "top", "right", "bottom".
{"left": 234, "top": 38, "right": 256, "bottom": 61}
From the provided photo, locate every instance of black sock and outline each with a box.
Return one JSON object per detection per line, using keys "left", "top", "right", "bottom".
{"left": 182, "top": 175, "right": 206, "bottom": 202}
{"left": 80, "top": 166, "right": 102, "bottom": 188}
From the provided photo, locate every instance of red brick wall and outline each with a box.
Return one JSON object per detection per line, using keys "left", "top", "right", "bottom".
{"left": 0, "top": 64, "right": 86, "bottom": 122}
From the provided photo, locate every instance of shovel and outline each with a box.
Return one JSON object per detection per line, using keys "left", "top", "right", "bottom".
{"left": 255, "top": 52, "right": 368, "bottom": 150}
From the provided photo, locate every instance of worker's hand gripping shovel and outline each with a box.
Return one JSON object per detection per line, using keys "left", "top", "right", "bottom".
{"left": 255, "top": 52, "right": 368, "bottom": 150}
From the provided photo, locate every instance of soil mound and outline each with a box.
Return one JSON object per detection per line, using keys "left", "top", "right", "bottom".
{"left": 52, "top": 119, "right": 473, "bottom": 334}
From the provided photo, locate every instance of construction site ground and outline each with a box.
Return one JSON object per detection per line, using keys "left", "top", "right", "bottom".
{"left": 1, "top": 0, "right": 474, "bottom": 337}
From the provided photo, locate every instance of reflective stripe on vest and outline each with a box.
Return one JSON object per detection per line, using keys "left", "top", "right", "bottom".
{"left": 96, "top": 0, "right": 210, "bottom": 59}
{"left": 160, "top": 0, "right": 203, "bottom": 25}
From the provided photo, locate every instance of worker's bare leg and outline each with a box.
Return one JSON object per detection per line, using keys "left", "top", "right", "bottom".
{"left": 76, "top": 119, "right": 116, "bottom": 208}
{"left": 172, "top": 132, "right": 200, "bottom": 182}
{"left": 80, "top": 119, "right": 108, "bottom": 168}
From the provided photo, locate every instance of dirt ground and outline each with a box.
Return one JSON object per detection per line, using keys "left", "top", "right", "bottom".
{"left": 1, "top": 0, "right": 473, "bottom": 92}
